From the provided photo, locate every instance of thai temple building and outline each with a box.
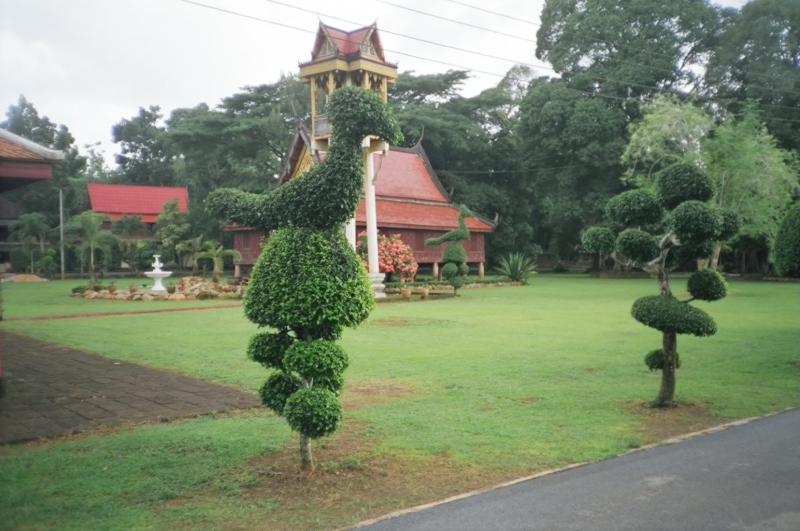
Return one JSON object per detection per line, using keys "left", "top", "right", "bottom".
{"left": 230, "top": 22, "right": 494, "bottom": 280}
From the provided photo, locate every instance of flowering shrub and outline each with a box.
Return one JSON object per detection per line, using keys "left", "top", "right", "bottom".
{"left": 357, "top": 231, "right": 418, "bottom": 282}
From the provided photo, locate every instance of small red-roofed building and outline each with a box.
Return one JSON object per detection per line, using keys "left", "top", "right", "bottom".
{"left": 87, "top": 183, "right": 189, "bottom": 237}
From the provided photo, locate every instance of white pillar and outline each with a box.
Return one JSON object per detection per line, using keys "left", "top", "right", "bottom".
{"left": 364, "top": 147, "right": 379, "bottom": 274}
{"left": 363, "top": 140, "right": 385, "bottom": 297}
{"left": 346, "top": 218, "right": 357, "bottom": 248}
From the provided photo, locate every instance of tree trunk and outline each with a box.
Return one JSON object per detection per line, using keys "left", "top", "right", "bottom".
{"left": 697, "top": 259, "right": 709, "bottom": 271}
{"left": 710, "top": 242, "right": 723, "bottom": 271}
{"left": 89, "top": 247, "right": 96, "bottom": 284}
{"left": 299, "top": 434, "right": 314, "bottom": 471}
{"left": 739, "top": 252, "right": 746, "bottom": 274}
{"left": 655, "top": 265, "right": 672, "bottom": 296}
{"left": 655, "top": 331, "right": 678, "bottom": 407}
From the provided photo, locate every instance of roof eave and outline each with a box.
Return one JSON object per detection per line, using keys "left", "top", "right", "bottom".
{"left": 0, "top": 129, "right": 65, "bottom": 161}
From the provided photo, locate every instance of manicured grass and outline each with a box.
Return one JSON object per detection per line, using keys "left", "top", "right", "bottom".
{"left": 0, "top": 277, "right": 238, "bottom": 319}
{"left": 1, "top": 276, "right": 797, "bottom": 529}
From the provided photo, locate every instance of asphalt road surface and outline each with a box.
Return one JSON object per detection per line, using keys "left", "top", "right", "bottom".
{"left": 359, "top": 409, "right": 800, "bottom": 531}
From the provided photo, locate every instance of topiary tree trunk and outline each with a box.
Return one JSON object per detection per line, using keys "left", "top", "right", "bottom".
{"left": 205, "top": 87, "right": 402, "bottom": 470}
{"left": 589, "top": 164, "right": 739, "bottom": 407}
{"left": 425, "top": 206, "right": 473, "bottom": 294}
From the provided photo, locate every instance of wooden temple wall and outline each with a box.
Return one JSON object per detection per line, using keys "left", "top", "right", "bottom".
{"left": 232, "top": 228, "right": 486, "bottom": 268}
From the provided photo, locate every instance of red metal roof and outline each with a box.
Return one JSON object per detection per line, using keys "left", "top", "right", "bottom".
{"left": 87, "top": 183, "right": 188, "bottom": 223}
{"left": 356, "top": 199, "right": 493, "bottom": 233}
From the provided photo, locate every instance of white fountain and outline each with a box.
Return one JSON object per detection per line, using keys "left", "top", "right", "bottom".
{"left": 144, "top": 255, "right": 172, "bottom": 292}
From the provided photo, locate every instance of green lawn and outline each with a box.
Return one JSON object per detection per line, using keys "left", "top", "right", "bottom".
{"left": 1, "top": 276, "right": 797, "bottom": 530}
{"left": 0, "top": 277, "right": 238, "bottom": 319}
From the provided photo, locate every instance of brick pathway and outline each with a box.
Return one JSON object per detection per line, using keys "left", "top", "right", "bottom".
{"left": 0, "top": 331, "right": 261, "bottom": 444}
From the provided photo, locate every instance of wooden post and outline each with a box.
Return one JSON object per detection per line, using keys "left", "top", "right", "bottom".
{"left": 479, "top": 262, "right": 485, "bottom": 280}
{"left": 310, "top": 77, "right": 316, "bottom": 137}
{"left": 432, "top": 262, "right": 439, "bottom": 281}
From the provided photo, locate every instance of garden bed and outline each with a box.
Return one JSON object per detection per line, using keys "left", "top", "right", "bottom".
{"left": 71, "top": 276, "right": 243, "bottom": 302}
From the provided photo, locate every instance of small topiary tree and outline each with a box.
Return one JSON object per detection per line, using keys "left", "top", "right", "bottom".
{"left": 425, "top": 206, "right": 473, "bottom": 294}
{"left": 772, "top": 205, "right": 800, "bottom": 278}
{"left": 585, "top": 163, "right": 738, "bottom": 407}
{"left": 205, "top": 87, "right": 402, "bottom": 470}
{"left": 581, "top": 226, "right": 616, "bottom": 270}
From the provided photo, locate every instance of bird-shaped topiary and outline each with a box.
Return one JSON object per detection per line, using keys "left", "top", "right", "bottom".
{"left": 425, "top": 205, "right": 473, "bottom": 294}
{"left": 584, "top": 163, "right": 739, "bottom": 407}
{"left": 205, "top": 87, "right": 402, "bottom": 470}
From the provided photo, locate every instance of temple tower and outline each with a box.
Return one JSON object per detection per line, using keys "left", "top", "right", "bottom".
{"left": 299, "top": 23, "right": 398, "bottom": 297}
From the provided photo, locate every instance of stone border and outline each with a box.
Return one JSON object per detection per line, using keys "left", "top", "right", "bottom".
{"left": 337, "top": 407, "right": 796, "bottom": 531}
{"left": 5, "top": 303, "right": 242, "bottom": 322}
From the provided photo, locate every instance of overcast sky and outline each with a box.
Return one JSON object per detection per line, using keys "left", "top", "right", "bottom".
{"left": 1, "top": 0, "right": 747, "bottom": 163}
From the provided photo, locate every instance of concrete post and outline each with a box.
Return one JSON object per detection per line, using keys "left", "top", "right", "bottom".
{"left": 479, "top": 262, "right": 485, "bottom": 280}
{"left": 432, "top": 262, "right": 439, "bottom": 282}
{"left": 363, "top": 141, "right": 385, "bottom": 297}
{"left": 234, "top": 264, "right": 241, "bottom": 278}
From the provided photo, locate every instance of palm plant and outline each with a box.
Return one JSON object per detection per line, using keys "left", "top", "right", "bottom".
{"left": 495, "top": 252, "right": 538, "bottom": 284}
{"left": 67, "top": 212, "right": 119, "bottom": 284}
{"left": 176, "top": 235, "right": 205, "bottom": 274}
{"left": 10, "top": 213, "right": 51, "bottom": 272}
{"left": 113, "top": 215, "right": 148, "bottom": 272}
{"left": 196, "top": 241, "right": 241, "bottom": 282}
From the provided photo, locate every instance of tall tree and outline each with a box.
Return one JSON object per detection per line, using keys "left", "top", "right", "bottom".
{"left": 536, "top": 0, "right": 724, "bottom": 98}
{"left": 113, "top": 215, "right": 148, "bottom": 272}
{"left": 154, "top": 199, "right": 189, "bottom": 264}
{"left": 517, "top": 78, "right": 628, "bottom": 258}
{"left": 705, "top": 0, "right": 800, "bottom": 153}
{"left": 112, "top": 106, "right": 175, "bottom": 186}
{"left": 66, "top": 212, "right": 119, "bottom": 284}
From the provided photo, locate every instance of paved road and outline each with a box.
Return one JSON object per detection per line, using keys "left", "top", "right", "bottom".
{"left": 361, "top": 409, "right": 800, "bottom": 531}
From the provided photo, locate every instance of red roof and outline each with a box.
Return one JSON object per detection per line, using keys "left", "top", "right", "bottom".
{"left": 372, "top": 151, "right": 449, "bottom": 203}
{"left": 87, "top": 183, "right": 188, "bottom": 223}
{"left": 356, "top": 200, "right": 493, "bottom": 232}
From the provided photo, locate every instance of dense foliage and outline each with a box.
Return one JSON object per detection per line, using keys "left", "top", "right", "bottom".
{"left": 205, "top": 87, "right": 401, "bottom": 470}
{"left": 772, "top": 206, "right": 800, "bottom": 277}
{"left": 425, "top": 206, "right": 473, "bottom": 293}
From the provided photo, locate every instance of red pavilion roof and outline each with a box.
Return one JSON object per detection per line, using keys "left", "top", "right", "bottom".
{"left": 356, "top": 200, "right": 493, "bottom": 232}
{"left": 87, "top": 183, "right": 188, "bottom": 223}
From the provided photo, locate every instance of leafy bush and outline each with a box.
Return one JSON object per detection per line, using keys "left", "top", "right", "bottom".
{"left": 581, "top": 227, "right": 616, "bottom": 255}
{"left": 494, "top": 253, "right": 538, "bottom": 284}
{"left": 284, "top": 341, "right": 349, "bottom": 384}
{"left": 356, "top": 232, "right": 418, "bottom": 282}
{"left": 247, "top": 331, "right": 294, "bottom": 370}
{"left": 644, "top": 349, "right": 682, "bottom": 372}
{"left": 71, "top": 285, "right": 89, "bottom": 294}
{"left": 687, "top": 270, "right": 728, "bottom": 302}
{"left": 669, "top": 200, "right": 722, "bottom": 246}
{"left": 10, "top": 248, "right": 39, "bottom": 273}
{"left": 615, "top": 229, "right": 660, "bottom": 263}
{"left": 605, "top": 190, "right": 663, "bottom": 227}
{"left": 258, "top": 372, "right": 301, "bottom": 416}
{"left": 772, "top": 205, "right": 800, "bottom": 277}
{"left": 426, "top": 205, "right": 473, "bottom": 294}
{"left": 718, "top": 209, "right": 741, "bottom": 241}
{"left": 655, "top": 164, "right": 715, "bottom": 210}
{"left": 283, "top": 387, "right": 343, "bottom": 439}
{"left": 245, "top": 227, "right": 374, "bottom": 340}
{"left": 631, "top": 295, "right": 717, "bottom": 337}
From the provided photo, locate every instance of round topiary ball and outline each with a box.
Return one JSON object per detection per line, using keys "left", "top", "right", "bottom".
{"left": 284, "top": 341, "right": 349, "bottom": 382}
{"left": 667, "top": 239, "right": 716, "bottom": 267}
{"left": 669, "top": 200, "right": 722, "bottom": 246}
{"left": 283, "top": 387, "right": 344, "bottom": 439}
{"left": 687, "top": 270, "right": 728, "bottom": 302}
{"left": 644, "top": 349, "right": 682, "bottom": 372}
{"left": 616, "top": 229, "right": 660, "bottom": 264}
{"left": 631, "top": 295, "right": 717, "bottom": 337}
{"left": 442, "top": 262, "right": 459, "bottom": 279}
{"left": 245, "top": 227, "right": 374, "bottom": 338}
{"left": 655, "top": 164, "right": 715, "bottom": 210}
{"left": 247, "top": 331, "right": 294, "bottom": 370}
{"left": 443, "top": 241, "right": 467, "bottom": 264}
{"left": 582, "top": 226, "right": 616, "bottom": 255}
{"left": 605, "top": 190, "right": 663, "bottom": 227}
{"left": 772, "top": 205, "right": 800, "bottom": 278}
{"left": 718, "top": 209, "right": 741, "bottom": 241}
{"left": 259, "top": 371, "right": 302, "bottom": 415}
{"left": 457, "top": 263, "right": 469, "bottom": 276}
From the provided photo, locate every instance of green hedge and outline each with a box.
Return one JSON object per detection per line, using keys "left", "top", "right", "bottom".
{"left": 655, "top": 164, "right": 715, "bottom": 210}
{"left": 669, "top": 200, "right": 722, "bottom": 246}
{"left": 605, "top": 190, "right": 663, "bottom": 227}
{"left": 582, "top": 226, "right": 616, "bottom": 255}
{"left": 687, "top": 270, "right": 727, "bottom": 302}
{"left": 773, "top": 205, "right": 800, "bottom": 277}
{"left": 616, "top": 229, "right": 660, "bottom": 263}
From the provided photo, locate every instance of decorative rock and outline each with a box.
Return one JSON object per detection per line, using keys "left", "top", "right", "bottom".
{"left": 85, "top": 292, "right": 99, "bottom": 300}
{"left": 186, "top": 294, "right": 197, "bottom": 300}
{"left": 142, "top": 294, "right": 155, "bottom": 301}
{"left": 115, "top": 293, "right": 127, "bottom": 300}
{"left": 132, "top": 294, "right": 143, "bottom": 301}
{"left": 82, "top": 290, "right": 93, "bottom": 297}
{"left": 167, "top": 293, "right": 186, "bottom": 301}
{"left": 154, "top": 292, "right": 169, "bottom": 301}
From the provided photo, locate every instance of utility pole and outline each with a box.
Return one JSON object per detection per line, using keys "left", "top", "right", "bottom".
{"left": 60, "top": 188, "right": 65, "bottom": 280}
